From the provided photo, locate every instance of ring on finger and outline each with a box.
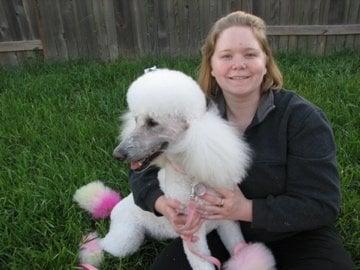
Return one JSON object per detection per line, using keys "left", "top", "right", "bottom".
{"left": 217, "top": 198, "right": 224, "bottom": 208}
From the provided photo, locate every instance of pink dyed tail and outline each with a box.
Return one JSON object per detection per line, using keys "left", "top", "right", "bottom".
{"left": 92, "top": 189, "right": 121, "bottom": 219}
{"left": 73, "top": 181, "right": 122, "bottom": 219}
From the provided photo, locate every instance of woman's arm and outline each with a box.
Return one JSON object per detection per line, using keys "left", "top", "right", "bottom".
{"left": 198, "top": 107, "right": 340, "bottom": 234}
{"left": 251, "top": 108, "right": 340, "bottom": 232}
{"left": 129, "top": 166, "right": 203, "bottom": 237}
{"left": 129, "top": 165, "right": 164, "bottom": 213}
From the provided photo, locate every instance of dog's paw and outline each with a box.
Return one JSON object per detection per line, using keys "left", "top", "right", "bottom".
{"left": 79, "top": 232, "right": 104, "bottom": 267}
{"left": 224, "top": 241, "right": 276, "bottom": 270}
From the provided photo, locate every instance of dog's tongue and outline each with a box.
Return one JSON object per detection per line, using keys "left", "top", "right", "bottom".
{"left": 130, "top": 161, "right": 142, "bottom": 170}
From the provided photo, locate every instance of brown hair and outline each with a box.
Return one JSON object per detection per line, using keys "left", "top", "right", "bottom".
{"left": 198, "top": 11, "right": 283, "bottom": 96}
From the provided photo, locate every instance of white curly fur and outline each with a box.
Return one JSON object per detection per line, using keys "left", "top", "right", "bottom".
{"left": 76, "top": 69, "right": 275, "bottom": 270}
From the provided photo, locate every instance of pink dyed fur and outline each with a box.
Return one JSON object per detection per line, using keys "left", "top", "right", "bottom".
{"left": 80, "top": 233, "right": 101, "bottom": 252}
{"left": 92, "top": 190, "right": 121, "bottom": 219}
{"left": 79, "top": 264, "right": 98, "bottom": 270}
{"left": 79, "top": 232, "right": 102, "bottom": 269}
{"left": 224, "top": 241, "right": 276, "bottom": 270}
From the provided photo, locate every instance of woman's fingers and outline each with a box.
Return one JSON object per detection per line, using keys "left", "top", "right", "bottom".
{"left": 200, "top": 192, "right": 224, "bottom": 207}
{"left": 155, "top": 195, "right": 210, "bottom": 236}
{"left": 179, "top": 216, "right": 204, "bottom": 239}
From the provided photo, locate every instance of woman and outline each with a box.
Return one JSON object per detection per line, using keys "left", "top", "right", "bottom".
{"left": 129, "top": 11, "right": 354, "bottom": 269}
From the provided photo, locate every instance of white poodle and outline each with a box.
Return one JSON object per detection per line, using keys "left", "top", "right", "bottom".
{"left": 74, "top": 69, "right": 276, "bottom": 270}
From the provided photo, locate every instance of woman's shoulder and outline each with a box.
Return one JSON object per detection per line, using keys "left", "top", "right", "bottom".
{"left": 272, "top": 89, "right": 333, "bottom": 135}
{"left": 272, "top": 88, "right": 322, "bottom": 116}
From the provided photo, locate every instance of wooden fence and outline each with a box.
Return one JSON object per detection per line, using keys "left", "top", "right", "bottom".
{"left": 1, "top": 0, "right": 360, "bottom": 65}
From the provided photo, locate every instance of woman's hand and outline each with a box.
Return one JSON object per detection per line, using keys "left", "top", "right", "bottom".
{"left": 154, "top": 195, "right": 203, "bottom": 240}
{"left": 197, "top": 185, "right": 253, "bottom": 222}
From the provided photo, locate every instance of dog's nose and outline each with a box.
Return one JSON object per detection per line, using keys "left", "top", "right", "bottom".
{"left": 113, "top": 147, "right": 127, "bottom": 161}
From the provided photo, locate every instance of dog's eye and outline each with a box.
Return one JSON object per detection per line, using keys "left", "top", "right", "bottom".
{"left": 146, "top": 118, "right": 159, "bottom": 127}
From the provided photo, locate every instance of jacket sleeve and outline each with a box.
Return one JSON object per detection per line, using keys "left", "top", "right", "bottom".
{"left": 129, "top": 165, "right": 164, "bottom": 213}
{"left": 252, "top": 108, "right": 340, "bottom": 232}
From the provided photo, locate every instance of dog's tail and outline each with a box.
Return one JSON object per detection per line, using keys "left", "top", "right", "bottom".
{"left": 73, "top": 181, "right": 121, "bottom": 219}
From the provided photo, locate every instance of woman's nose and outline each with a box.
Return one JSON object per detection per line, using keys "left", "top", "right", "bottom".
{"left": 232, "top": 57, "right": 246, "bottom": 69}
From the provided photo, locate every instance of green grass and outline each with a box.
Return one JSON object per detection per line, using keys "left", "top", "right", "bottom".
{"left": 0, "top": 52, "right": 359, "bottom": 269}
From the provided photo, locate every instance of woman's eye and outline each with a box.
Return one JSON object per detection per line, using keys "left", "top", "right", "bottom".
{"left": 245, "top": 53, "right": 257, "bottom": 58}
{"left": 221, "top": 54, "right": 232, "bottom": 59}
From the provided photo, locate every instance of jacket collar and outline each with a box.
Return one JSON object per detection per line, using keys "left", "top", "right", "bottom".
{"left": 213, "top": 89, "right": 276, "bottom": 128}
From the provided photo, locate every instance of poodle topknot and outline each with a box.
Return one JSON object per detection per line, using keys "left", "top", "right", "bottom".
{"left": 127, "top": 69, "right": 207, "bottom": 120}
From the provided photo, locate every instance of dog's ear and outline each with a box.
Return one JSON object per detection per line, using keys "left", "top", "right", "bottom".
{"left": 178, "top": 111, "right": 252, "bottom": 187}
{"left": 119, "top": 112, "right": 136, "bottom": 141}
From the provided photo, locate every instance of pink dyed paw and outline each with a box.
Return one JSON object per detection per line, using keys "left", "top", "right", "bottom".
{"left": 233, "top": 240, "right": 248, "bottom": 255}
{"left": 78, "top": 263, "right": 99, "bottom": 270}
{"left": 79, "top": 232, "right": 104, "bottom": 267}
{"left": 224, "top": 242, "right": 276, "bottom": 270}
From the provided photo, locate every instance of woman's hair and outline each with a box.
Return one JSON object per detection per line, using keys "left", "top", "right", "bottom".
{"left": 198, "top": 11, "right": 283, "bottom": 96}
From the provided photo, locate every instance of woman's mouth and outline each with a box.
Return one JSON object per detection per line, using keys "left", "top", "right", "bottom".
{"left": 229, "top": 75, "right": 250, "bottom": 80}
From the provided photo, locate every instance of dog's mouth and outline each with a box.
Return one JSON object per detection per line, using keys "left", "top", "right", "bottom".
{"left": 130, "top": 142, "right": 169, "bottom": 171}
{"left": 130, "top": 151, "right": 163, "bottom": 171}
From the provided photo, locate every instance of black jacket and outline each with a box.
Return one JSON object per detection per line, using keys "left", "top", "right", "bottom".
{"left": 129, "top": 89, "right": 340, "bottom": 242}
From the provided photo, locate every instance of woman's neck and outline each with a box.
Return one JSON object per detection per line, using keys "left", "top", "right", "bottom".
{"left": 223, "top": 90, "right": 261, "bottom": 131}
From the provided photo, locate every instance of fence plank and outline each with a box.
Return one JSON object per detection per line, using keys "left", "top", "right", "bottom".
{"left": 186, "top": 0, "right": 201, "bottom": 55}
{"left": 113, "top": 0, "right": 132, "bottom": 57}
{"left": 103, "top": 0, "right": 118, "bottom": 59}
{"left": 278, "top": 0, "right": 290, "bottom": 52}
{"left": 354, "top": 0, "right": 360, "bottom": 50}
{"left": 22, "top": 0, "right": 39, "bottom": 38}
{"left": 156, "top": 0, "right": 170, "bottom": 54}
{"left": 345, "top": 0, "right": 360, "bottom": 50}
{"left": 131, "top": 0, "right": 146, "bottom": 55}
{"left": 165, "top": 0, "right": 175, "bottom": 55}
{"left": 60, "top": 0, "right": 79, "bottom": 59}
{"left": 36, "top": 0, "right": 58, "bottom": 58}
{"left": 173, "top": 0, "right": 185, "bottom": 54}
{"left": 0, "top": 0, "right": 13, "bottom": 42}
{"left": 286, "top": 0, "right": 297, "bottom": 52}
{"left": 303, "top": 0, "right": 315, "bottom": 53}
{"left": 36, "top": 0, "right": 67, "bottom": 59}
{"left": 144, "top": 0, "right": 156, "bottom": 54}
{"left": 0, "top": 52, "right": 18, "bottom": 65}
{"left": 326, "top": 0, "right": 346, "bottom": 53}
{"left": 12, "top": 0, "right": 32, "bottom": 39}
{"left": 2, "top": 0, "right": 21, "bottom": 40}
{"left": 344, "top": 0, "right": 354, "bottom": 49}
{"left": 241, "top": 0, "right": 253, "bottom": 12}
{"left": 199, "top": 0, "right": 211, "bottom": 54}
{"left": 0, "top": 39, "right": 42, "bottom": 52}
{"left": 229, "top": 0, "right": 242, "bottom": 12}
{"left": 252, "top": 0, "right": 265, "bottom": 18}
{"left": 91, "top": 0, "right": 104, "bottom": 59}
{"left": 266, "top": 0, "right": 280, "bottom": 52}
{"left": 267, "top": 24, "right": 360, "bottom": 35}
{"left": 308, "top": 0, "right": 322, "bottom": 54}
{"left": 1, "top": 0, "right": 360, "bottom": 64}
{"left": 318, "top": 0, "right": 330, "bottom": 54}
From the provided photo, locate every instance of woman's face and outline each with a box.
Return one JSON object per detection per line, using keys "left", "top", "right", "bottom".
{"left": 210, "top": 26, "right": 267, "bottom": 98}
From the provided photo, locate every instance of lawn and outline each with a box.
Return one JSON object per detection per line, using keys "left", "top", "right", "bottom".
{"left": 0, "top": 52, "right": 359, "bottom": 269}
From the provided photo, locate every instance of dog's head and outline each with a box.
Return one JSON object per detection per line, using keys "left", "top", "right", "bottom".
{"left": 113, "top": 69, "right": 207, "bottom": 171}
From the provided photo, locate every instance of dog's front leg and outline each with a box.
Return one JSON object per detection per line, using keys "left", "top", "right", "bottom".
{"left": 100, "top": 195, "right": 146, "bottom": 257}
{"left": 183, "top": 225, "right": 216, "bottom": 270}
